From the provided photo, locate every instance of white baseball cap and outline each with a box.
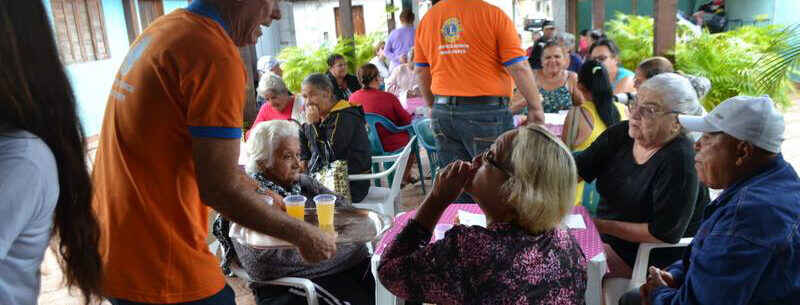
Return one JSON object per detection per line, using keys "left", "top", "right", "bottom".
{"left": 257, "top": 55, "right": 282, "bottom": 74}
{"left": 678, "top": 95, "right": 784, "bottom": 153}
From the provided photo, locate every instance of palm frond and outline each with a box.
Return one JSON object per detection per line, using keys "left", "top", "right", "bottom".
{"left": 755, "top": 24, "right": 800, "bottom": 94}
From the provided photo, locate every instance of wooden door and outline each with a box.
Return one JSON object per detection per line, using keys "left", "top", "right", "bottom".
{"left": 334, "top": 5, "right": 366, "bottom": 37}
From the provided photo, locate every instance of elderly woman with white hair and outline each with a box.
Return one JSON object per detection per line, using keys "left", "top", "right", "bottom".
{"left": 574, "top": 73, "right": 710, "bottom": 280}
{"left": 247, "top": 73, "right": 305, "bottom": 140}
{"left": 213, "top": 120, "right": 374, "bottom": 305}
{"left": 378, "top": 125, "right": 588, "bottom": 304}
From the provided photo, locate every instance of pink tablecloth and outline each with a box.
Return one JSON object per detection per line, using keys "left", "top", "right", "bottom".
{"left": 375, "top": 204, "right": 604, "bottom": 261}
{"left": 403, "top": 97, "right": 426, "bottom": 115}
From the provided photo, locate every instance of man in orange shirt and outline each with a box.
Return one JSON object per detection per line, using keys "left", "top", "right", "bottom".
{"left": 92, "top": 1, "right": 336, "bottom": 304}
{"left": 414, "top": 0, "right": 544, "bottom": 199}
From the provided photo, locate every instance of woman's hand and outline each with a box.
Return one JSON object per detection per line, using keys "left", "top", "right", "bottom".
{"left": 306, "top": 105, "right": 320, "bottom": 124}
{"left": 427, "top": 160, "right": 473, "bottom": 207}
{"left": 415, "top": 161, "right": 474, "bottom": 231}
{"left": 640, "top": 267, "right": 677, "bottom": 305}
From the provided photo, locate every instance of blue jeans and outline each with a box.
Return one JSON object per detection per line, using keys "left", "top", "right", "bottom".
{"left": 431, "top": 100, "right": 514, "bottom": 200}
{"left": 108, "top": 284, "right": 235, "bottom": 305}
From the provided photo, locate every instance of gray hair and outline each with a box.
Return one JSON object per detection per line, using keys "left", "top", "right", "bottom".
{"left": 256, "top": 73, "right": 290, "bottom": 98}
{"left": 301, "top": 73, "right": 334, "bottom": 95}
{"left": 640, "top": 73, "right": 706, "bottom": 138}
{"left": 245, "top": 120, "right": 300, "bottom": 175}
{"left": 556, "top": 32, "right": 576, "bottom": 49}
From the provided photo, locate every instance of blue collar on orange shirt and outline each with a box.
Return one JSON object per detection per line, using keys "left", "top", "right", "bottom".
{"left": 186, "top": 0, "right": 231, "bottom": 34}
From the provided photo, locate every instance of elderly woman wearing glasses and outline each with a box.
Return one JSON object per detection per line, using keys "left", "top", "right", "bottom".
{"left": 378, "top": 125, "right": 588, "bottom": 304}
{"left": 574, "top": 73, "right": 710, "bottom": 281}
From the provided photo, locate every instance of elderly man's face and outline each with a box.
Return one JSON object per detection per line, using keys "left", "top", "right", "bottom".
{"left": 229, "top": 0, "right": 282, "bottom": 46}
{"left": 259, "top": 137, "right": 302, "bottom": 186}
{"left": 694, "top": 132, "right": 742, "bottom": 189}
{"left": 543, "top": 27, "right": 556, "bottom": 39}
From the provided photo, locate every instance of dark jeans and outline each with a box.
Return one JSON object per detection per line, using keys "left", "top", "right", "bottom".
{"left": 431, "top": 99, "right": 514, "bottom": 201}
{"left": 252, "top": 258, "right": 375, "bottom": 305}
{"left": 107, "top": 284, "right": 235, "bottom": 305}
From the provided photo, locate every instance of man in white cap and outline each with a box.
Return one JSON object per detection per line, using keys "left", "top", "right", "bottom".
{"left": 627, "top": 95, "right": 800, "bottom": 305}
{"left": 257, "top": 55, "right": 283, "bottom": 78}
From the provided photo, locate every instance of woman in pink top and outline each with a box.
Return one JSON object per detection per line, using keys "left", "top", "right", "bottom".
{"left": 349, "top": 63, "right": 417, "bottom": 184}
{"left": 246, "top": 74, "right": 304, "bottom": 140}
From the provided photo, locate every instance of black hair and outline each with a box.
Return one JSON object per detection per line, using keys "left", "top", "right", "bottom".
{"left": 0, "top": 1, "right": 101, "bottom": 303}
{"left": 588, "top": 29, "right": 606, "bottom": 42}
{"left": 578, "top": 60, "right": 620, "bottom": 127}
{"left": 589, "top": 38, "right": 620, "bottom": 57}
{"left": 327, "top": 53, "right": 346, "bottom": 68}
{"left": 580, "top": 29, "right": 589, "bottom": 36}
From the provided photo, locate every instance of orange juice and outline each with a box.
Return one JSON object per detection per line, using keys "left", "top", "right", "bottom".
{"left": 286, "top": 204, "right": 305, "bottom": 220}
{"left": 284, "top": 195, "right": 307, "bottom": 221}
{"left": 314, "top": 194, "right": 336, "bottom": 226}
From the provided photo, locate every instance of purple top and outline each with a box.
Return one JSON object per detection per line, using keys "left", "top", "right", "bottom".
{"left": 378, "top": 219, "right": 588, "bottom": 305}
{"left": 385, "top": 26, "right": 415, "bottom": 69}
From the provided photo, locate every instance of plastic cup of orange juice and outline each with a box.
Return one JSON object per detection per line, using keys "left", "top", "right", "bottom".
{"left": 313, "top": 194, "right": 336, "bottom": 227}
{"left": 283, "top": 195, "right": 306, "bottom": 221}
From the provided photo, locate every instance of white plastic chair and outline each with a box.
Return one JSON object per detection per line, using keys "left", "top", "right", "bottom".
{"left": 209, "top": 240, "right": 319, "bottom": 305}
{"left": 603, "top": 237, "right": 694, "bottom": 305}
{"left": 350, "top": 136, "right": 417, "bottom": 217}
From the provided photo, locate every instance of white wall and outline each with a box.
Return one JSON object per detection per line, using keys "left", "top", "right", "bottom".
{"left": 292, "top": 0, "right": 389, "bottom": 48}
{"left": 44, "top": 0, "right": 131, "bottom": 136}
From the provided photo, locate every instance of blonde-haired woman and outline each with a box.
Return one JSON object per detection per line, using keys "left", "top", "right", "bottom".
{"left": 378, "top": 125, "right": 587, "bottom": 305}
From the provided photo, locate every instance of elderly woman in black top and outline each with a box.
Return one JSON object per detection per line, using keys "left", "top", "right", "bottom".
{"left": 300, "top": 73, "right": 372, "bottom": 202}
{"left": 575, "top": 73, "right": 710, "bottom": 280}
{"left": 213, "top": 120, "right": 373, "bottom": 305}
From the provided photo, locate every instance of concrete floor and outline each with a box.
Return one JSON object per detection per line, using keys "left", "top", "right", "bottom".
{"left": 37, "top": 100, "right": 800, "bottom": 305}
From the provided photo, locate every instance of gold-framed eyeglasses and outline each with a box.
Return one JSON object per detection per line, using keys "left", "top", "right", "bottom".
{"left": 628, "top": 102, "right": 681, "bottom": 120}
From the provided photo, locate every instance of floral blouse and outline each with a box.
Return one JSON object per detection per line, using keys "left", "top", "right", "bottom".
{"left": 378, "top": 219, "right": 587, "bottom": 305}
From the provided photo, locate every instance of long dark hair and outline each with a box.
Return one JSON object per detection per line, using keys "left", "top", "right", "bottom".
{"left": 578, "top": 60, "right": 620, "bottom": 127}
{"left": 0, "top": 1, "right": 101, "bottom": 303}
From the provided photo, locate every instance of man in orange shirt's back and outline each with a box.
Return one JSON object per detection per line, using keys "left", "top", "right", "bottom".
{"left": 414, "top": 0, "right": 544, "bottom": 201}
{"left": 92, "top": 1, "right": 336, "bottom": 304}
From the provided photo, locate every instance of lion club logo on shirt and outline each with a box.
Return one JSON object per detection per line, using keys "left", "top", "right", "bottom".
{"left": 441, "top": 17, "right": 463, "bottom": 43}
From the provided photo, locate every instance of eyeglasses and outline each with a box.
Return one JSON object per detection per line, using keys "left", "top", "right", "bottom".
{"left": 479, "top": 149, "right": 513, "bottom": 177}
{"left": 628, "top": 102, "right": 681, "bottom": 120}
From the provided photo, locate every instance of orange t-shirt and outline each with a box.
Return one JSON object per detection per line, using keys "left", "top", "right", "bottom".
{"left": 414, "top": 0, "right": 526, "bottom": 97}
{"left": 91, "top": 7, "right": 245, "bottom": 303}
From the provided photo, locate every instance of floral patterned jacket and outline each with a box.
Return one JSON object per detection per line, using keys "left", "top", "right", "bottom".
{"left": 378, "top": 219, "right": 588, "bottom": 305}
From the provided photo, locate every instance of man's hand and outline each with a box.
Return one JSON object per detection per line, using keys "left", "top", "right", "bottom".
{"left": 297, "top": 227, "right": 337, "bottom": 263}
{"left": 640, "top": 266, "right": 676, "bottom": 305}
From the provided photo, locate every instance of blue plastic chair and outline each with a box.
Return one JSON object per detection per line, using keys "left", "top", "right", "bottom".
{"left": 364, "top": 113, "right": 426, "bottom": 193}
{"left": 412, "top": 118, "right": 439, "bottom": 184}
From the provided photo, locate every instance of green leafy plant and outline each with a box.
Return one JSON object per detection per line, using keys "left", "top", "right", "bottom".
{"left": 278, "top": 32, "right": 385, "bottom": 93}
{"left": 754, "top": 24, "right": 800, "bottom": 98}
{"left": 606, "top": 13, "right": 796, "bottom": 110}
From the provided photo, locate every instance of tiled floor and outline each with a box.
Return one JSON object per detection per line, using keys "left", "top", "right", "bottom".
{"left": 37, "top": 98, "right": 800, "bottom": 305}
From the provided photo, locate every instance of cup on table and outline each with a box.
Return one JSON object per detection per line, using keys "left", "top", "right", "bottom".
{"left": 284, "top": 195, "right": 306, "bottom": 221}
{"left": 313, "top": 194, "right": 336, "bottom": 227}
